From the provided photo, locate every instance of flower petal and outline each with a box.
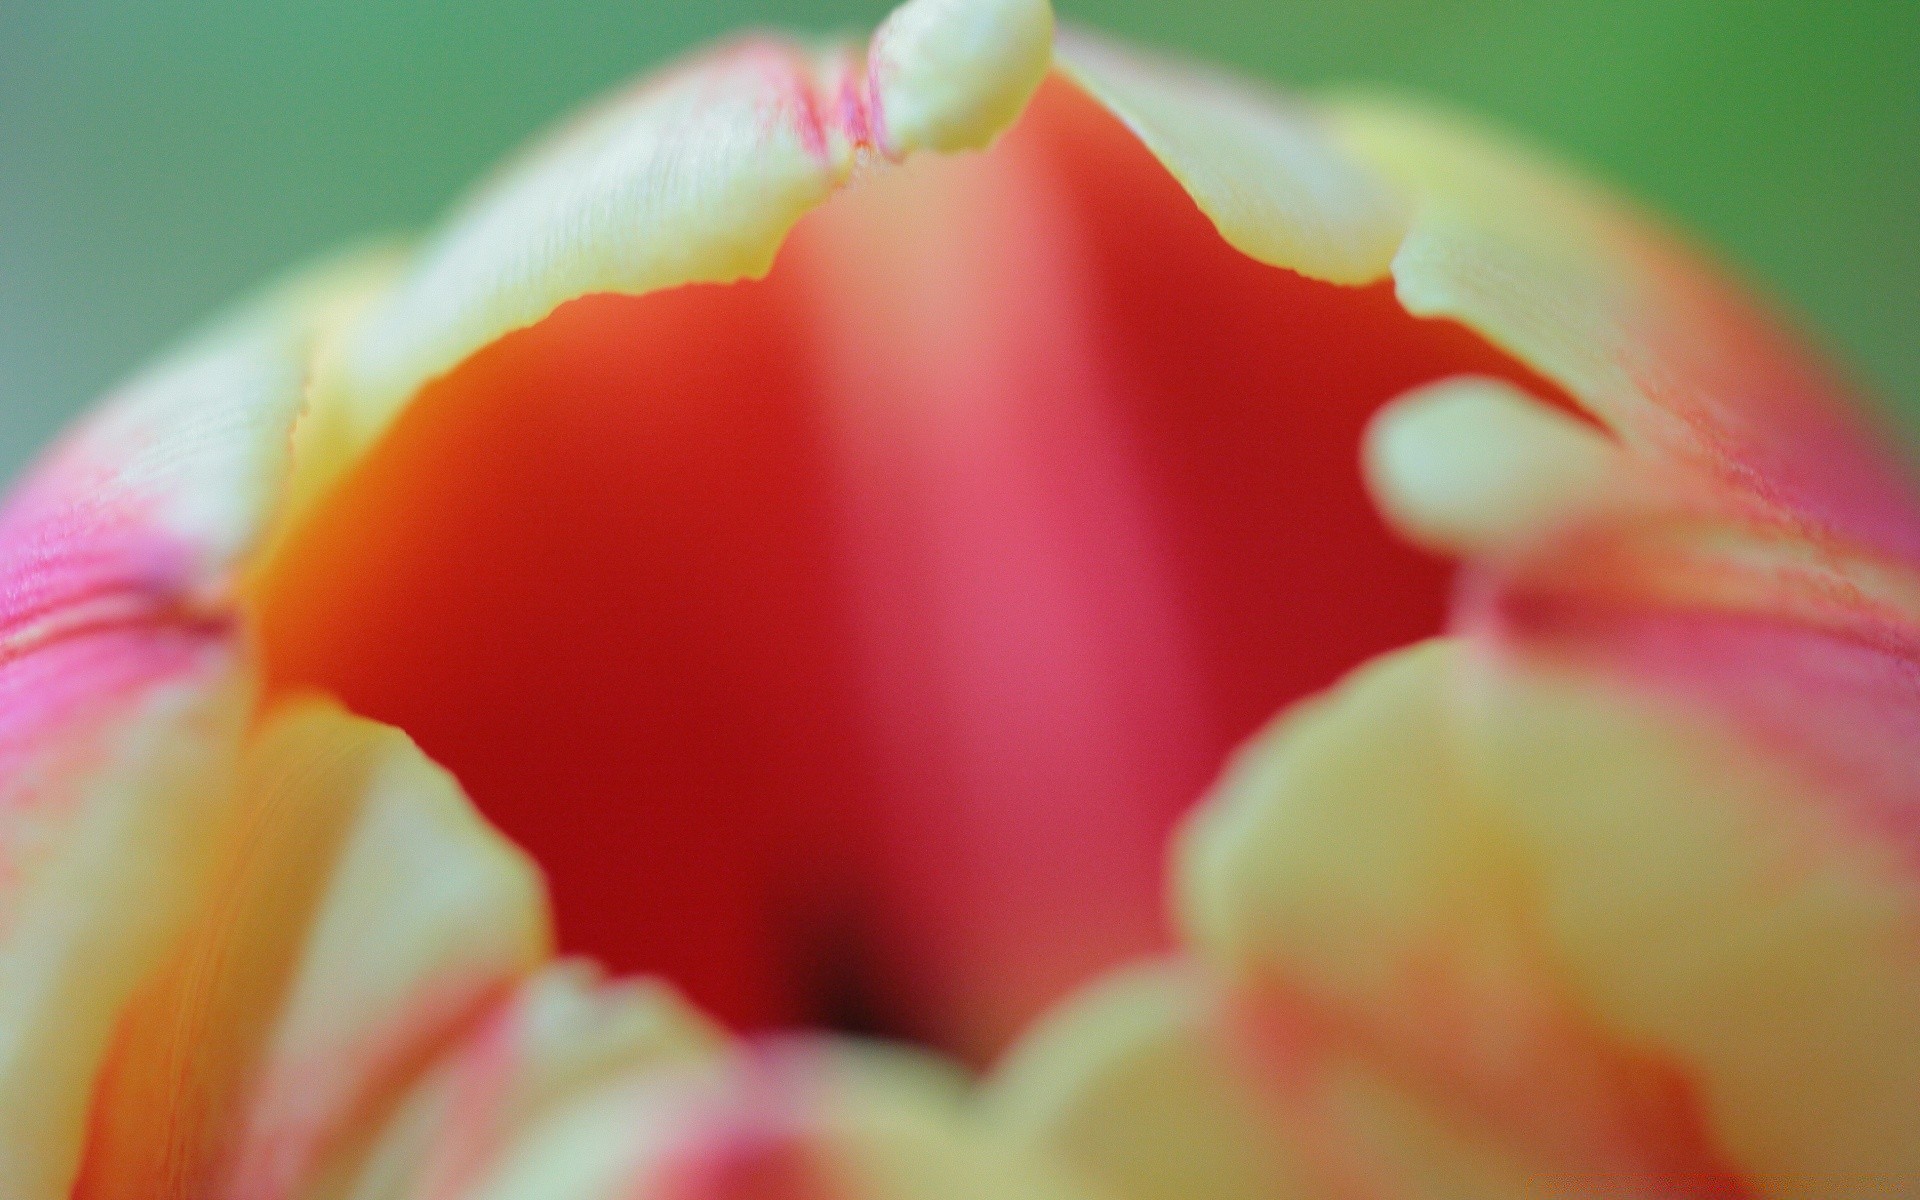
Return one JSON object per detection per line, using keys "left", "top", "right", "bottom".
{"left": 1053, "top": 35, "right": 1920, "bottom": 884}
{"left": 1182, "top": 640, "right": 1749, "bottom": 1195}
{"left": 989, "top": 957, "right": 1612, "bottom": 1200}
{"left": 1454, "top": 646, "right": 1920, "bottom": 1193}
{"left": 1178, "top": 637, "right": 1920, "bottom": 1193}
{"left": 1336, "top": 101, "right": 1920, "bottom": 875}
{"left": 464, "top": 1040, "right": 1094, "bottom": 1200}
{"left": 74, "top": 699, "right": 547, "bottom": 1200}
{"left": 339, "top": 964, "right": 722, "bottom": 1200}
{"left": 868, "top": 0, "right": 1054, "bottom": 155}
{"left": 1363, "top": 376, "right": 1621, "bottom": 558}
{"left": 1086, "top": 62, "right": 1920, "bottom": 1193}
{"left": 1327, "top": 95, "right": 1920, "bottom": 567}
{"left": 257, "top": 73, "right": 1570, "bottom": 1061}
{"left": 1053, "top": 29, "right": 1405, "bottom": 286}
{"left": 1053, "top": 33, "right": 1920, "bottom": 570}
{"left": 0, "top": 254, "right": 375, "bottom": 803}
{"left": 0, "top": 664, "right": 251, "bottom": 1200}
{"left": 307, "top": 0, "right": 1056, "bottom": 500}
{"left": 1367, "top": 116, "right": 1920, "bottom": 923}
{"left": 1045, "top": 33, "right": 1920, "bottom": 672}
{"left": 0, "top": 259, "right": 382, "bottom": 1199}
{"left": 986, "top": 963, "right": 1322, "bottom": 1200}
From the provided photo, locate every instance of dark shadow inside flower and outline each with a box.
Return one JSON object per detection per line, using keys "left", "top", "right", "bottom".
{"left": 253, "top": 79, "right": 1569, "bottom": 1065}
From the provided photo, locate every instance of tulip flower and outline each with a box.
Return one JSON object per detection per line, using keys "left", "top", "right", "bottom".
{"left": 3, "top": 0, "right": 1915, "bottom": 1194}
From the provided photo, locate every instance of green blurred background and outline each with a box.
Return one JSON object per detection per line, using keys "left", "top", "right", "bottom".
{"left": 2, "top": 1, "right": 1914, "bottom": 480}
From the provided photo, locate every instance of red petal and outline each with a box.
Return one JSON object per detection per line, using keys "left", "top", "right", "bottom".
{"left": 255, "top": 78, "right": 1570, "bottom": 1059}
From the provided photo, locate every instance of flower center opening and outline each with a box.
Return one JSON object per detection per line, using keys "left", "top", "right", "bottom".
{"left": 254, "top": 79, "right": 1565, "bottom": 1063}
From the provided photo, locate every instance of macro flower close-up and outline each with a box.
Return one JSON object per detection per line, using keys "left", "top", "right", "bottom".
{"left": 1, "top": 0, "right": 1917, "bottom": 1196}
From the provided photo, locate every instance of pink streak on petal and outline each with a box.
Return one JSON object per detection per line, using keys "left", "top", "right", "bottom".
{"left": 733, "top": 40, "right": 887, "bottom": 169}
{"left": 0, "top": 460, "right": 229, "bottom": 827}
{"left": 648, "top": 1055, "right": 836, "bottom": 1200}
{"left": 1623, "top": 236, "right": 1920, "bottom": 568}
{"left": 1481, "top": 585, "right": 1920, "bottom": 870}
{"left": 1232, "top": 969, "right": 1759, "bottom": 1199}
{"left": 410, "top": 996, "right": 528, "bottom": 1200}
{"left": 213, "top": 971, "right": 516, "bottom": 1200}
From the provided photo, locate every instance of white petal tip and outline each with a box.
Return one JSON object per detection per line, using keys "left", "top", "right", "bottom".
{"left": 1365, "top": 376, "right": 1617, "bottom": 558}
{"left": 872, "top": 0, "right": 1055, "bottom": 156}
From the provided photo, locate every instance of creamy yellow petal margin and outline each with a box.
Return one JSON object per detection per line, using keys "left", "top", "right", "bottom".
{"left": 1055, "top": 33, "right": 1918, "bottom": 572}
{"left": 1171, "top": 638, "right": 1920, "bottom": 1194}
{"left": 1327, "top": 69, "right": 1920, "bottom": 1196}
{"left": 1, "top": 254, "right": 380, "bottom": 596}
{"left": 1455, "top": 648, "right": 1920, "bottom": 1193}
{"left": 1181, "top": 640, "right": 1718, "bottom": 1196}
{"left": 1363, "top": 376, "right": 1622, "bottom": 559}
{"left": 0, "top": 664, "right": 251, "bottom": 1200}
{"left": 869, "top": 0, "right": 1054, "bottom": 156}
{"left": 987, "top": 963, "right": 1319, "bottom": 1200}
{"left": 1328, "top": 95, "right": 1920, "bottom": 568}
{"left": 298, "top": 0, "right": 1055, "bottom": 509}
{"left": 987, "top": 958, "right": 1595, "bottom": 1200}
{"left": 338, "top": 964, "right": 722, "bottom": 1200}
{"left": 1322, "top": 96, "right": 1681, "bottom": 455}
{"left": 74, "top": 699, "right": 547, "bottom": 1200}
{"left": 459, "top": 1040, "right": 1094, "bottom": 1200}
{"left": 0, "top": 257, "right": 389, "bottom": 1200}
{"left": 1052, "top": 29, "right": 1404, "bottom": 287}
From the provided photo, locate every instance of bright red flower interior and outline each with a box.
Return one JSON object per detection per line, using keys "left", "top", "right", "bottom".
{"left": 255, "top": 79, "right": 1565, "bottom": 1062}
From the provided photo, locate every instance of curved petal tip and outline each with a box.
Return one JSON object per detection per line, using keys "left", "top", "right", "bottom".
{"left": 872, "top": 0, "right": 1055, "bottom": 156}
{"left": 1364, "top": 376, "right": 1620, "bottom": 559}
{"left": 1055, "top": 29, "right": 1405, "bottom": 286}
